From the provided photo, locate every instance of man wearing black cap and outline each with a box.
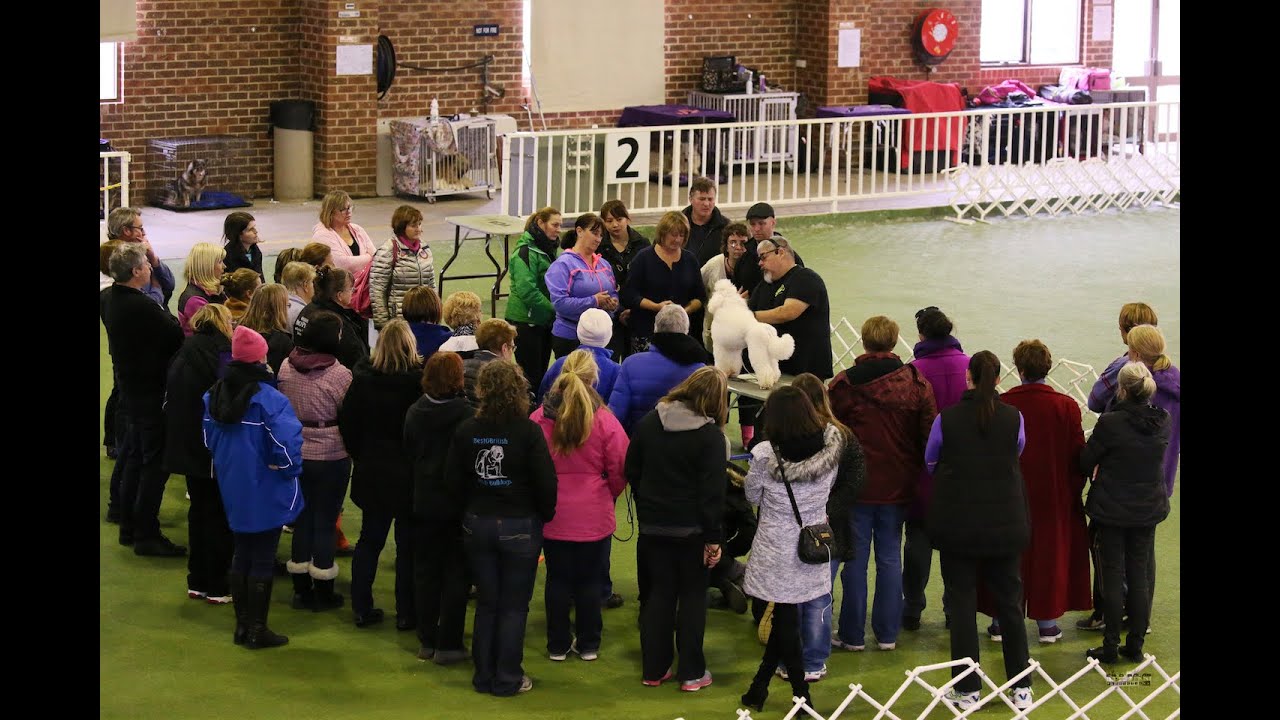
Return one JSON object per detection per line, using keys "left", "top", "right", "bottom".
{"left": 735, "top": 202, "right": 802, "bottom": 295}
{"left": 748, "top": 234, "right": 831, "bottom": 380}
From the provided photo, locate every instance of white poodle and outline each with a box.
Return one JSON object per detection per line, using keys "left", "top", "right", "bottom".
{"left": 707, "top": 279, "right": 795, "bottom": 389}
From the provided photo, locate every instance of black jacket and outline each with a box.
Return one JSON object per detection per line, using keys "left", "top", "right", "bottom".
{"left": 404, "top": 392, "right": 476, "bottom": 521}
{"left": 337, "top": 358, "right": 423, "bottom": 516}
{"left": 294, "top": 299, "right": 370, "bottom": 371}
{"left": 625, "top": 400, "right": 727, "bottom": 543}
{"left": 446, "top": 415, "right": 558, "bottom": 522}
{"left": 826, "top": 426, "right": 868, "bottom": 560}
{"left": 103, "top": 284, "right": 185, "bottom": 399}
{"left": 648, "top": 331, "right": 712, "bottom": 365}
{"left": 598, "top": 226, "right": 652, "bottom": 290}
{"left": 1081, "top": 400, "right": 1171, "bottom": 528}
{"left": 926, "top": 391, "right": 1029, "bottom": 556}
{"left": 681, "top": 205, "right": 729, "bottom": 266}
{"left": 262, "top": 329, "right": 294, "bottom": 378}
{"left": 162, "top": 327, "right": 230, "bottom": 477}
{"left": 223, "top": 241, "right": 265, "bottom": 283}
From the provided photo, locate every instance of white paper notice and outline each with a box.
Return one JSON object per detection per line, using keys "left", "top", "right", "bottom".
{"left": 1092, "top": 7, "right": 1112, "bottom": 41}
{"left": 337, "top": 44, "right": 372, "bottom": 75}
{"left": 838, "top": 28, "right": 861, "bottom": 68}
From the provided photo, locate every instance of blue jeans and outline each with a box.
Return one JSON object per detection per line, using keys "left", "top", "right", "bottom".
{"left": 291, "top": 458, "right": 351, "bottom": 574}
{"left": 796, "top": 593, "right": 832, "bottom": 673}
{"left": 833, "top": 503, "right": 906, "bottom": 646}
{"left": 464, "top": 513, "right": 543, "bottom": 697}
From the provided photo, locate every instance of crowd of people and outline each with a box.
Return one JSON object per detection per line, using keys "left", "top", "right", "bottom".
{"left": 100, "top": 184, "right": 1179, "bottom": 711}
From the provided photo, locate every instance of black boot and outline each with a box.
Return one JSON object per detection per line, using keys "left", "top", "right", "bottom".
{"left": 290, "top": 573, "right": 314, "bottom": 611}
{"left": 245, "top": 578, "right": 289, "bottom": 649}
{"left": 740, "top": 683, "right": 769, "bottom": 712}
{"left": 231, "top": 573, "right": 250, "bottom": 645}
{"left": 312, "top": 577, "right": 345, "bottom": 611}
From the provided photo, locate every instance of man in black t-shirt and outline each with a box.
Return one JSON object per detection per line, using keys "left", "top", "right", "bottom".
{"left": 748, "top": 235, "right": 832, "bottom": 380}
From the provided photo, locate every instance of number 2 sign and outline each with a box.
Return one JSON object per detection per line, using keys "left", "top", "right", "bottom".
{"left": 605, "top": 131, "right": 650, "bottom": 184}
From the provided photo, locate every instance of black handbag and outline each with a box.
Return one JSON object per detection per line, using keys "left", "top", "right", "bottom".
{"left": 779, "top": 461, "right": 836, "bottom": 565}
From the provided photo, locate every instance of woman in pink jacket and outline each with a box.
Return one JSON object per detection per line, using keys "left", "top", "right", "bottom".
{"left": 530, "top": 350, "right": 629, "bottom": 662}
{"left": 311, "top": 190, "right": 375, "bottom": 275}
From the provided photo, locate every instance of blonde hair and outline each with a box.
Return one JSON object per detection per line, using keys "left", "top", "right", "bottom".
{"left": 281, "top": 261, "right": 316, "bottom": 293}
{"left": 1117, "top": 361, "right": 1157, "bottom": 403}
{"left": 442, "top": 291, "right": 483, "bottom": 329}
{"left": 660, "top": 366, "right": 728, "bottom": 426}
{"left": 1126, "top": 324, "right": 1171, "bottom": 371}
{"left": 370, "top": 318, "right": 422, "bottom": 375}
{"left": 860, "top": 315, "right": 899, "bottom": 353}
{"left": 184, "top": 242, "right": 226, "bottom": 295}
{"left": 549, "top": 350, "right": 602, "bottom": 455}
{"left": 319, "top": 190, "right": 352, "bottom": 229}
{"left": 190, "top": 302, "right": 233, "bottom": 340}
{"left": 241, "top": 283, "right": 290, "bottom": 335}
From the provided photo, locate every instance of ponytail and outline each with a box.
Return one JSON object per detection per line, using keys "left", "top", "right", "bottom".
{"left": 1117, "top": 361, "right": 1157, "bottom": 403}
{"left": 969, "top": 350, "right": 1002, "bottom": 432}
{"left": 550, "top": 350, "right": 601, "bottom": 455}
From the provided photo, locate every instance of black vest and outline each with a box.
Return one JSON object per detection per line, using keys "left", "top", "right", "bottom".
{"left": 926, "top": 392, "right": 1029, "bottom": 556}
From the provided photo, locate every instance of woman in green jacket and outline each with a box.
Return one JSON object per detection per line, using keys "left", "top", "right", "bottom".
{"left": 505, "top": 207, "right": 560, "bottom": 389}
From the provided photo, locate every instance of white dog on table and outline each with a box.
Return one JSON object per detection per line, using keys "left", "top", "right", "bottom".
{"left": 707, "top": 279, "right": 795, "bottom": 389}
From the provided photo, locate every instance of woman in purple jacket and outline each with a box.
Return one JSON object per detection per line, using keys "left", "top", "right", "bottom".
{"left": 902, "top": 306, "right": 969, "bottom": 631}
{"left": 545, "top": 213, "right": 619, "bottom": 360}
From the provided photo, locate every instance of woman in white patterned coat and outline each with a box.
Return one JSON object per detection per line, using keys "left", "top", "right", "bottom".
{"left": 370, "top": 205, "right": 436, "bottom": 330}
{"left": 740, "top": 386, "right": 842, "bottom": 714}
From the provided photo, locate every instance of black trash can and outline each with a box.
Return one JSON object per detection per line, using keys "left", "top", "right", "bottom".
{"left": 270, "top": 100, "right": 316, "bottom": 200}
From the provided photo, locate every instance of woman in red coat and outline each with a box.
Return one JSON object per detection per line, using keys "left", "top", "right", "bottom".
{"left": 986, "top": 340, "right": 1091, "bottom": 643}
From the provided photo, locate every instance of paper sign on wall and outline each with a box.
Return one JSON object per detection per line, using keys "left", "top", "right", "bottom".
{"left": 838, "top": 28, "right": 861, "bottom": 68}
{"left": 337, "top": 44, "right": 372, "bottom": 75}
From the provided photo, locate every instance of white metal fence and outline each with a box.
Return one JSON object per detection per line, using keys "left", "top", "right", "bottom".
{"left": 500, "top": 100, "right": 1179, "bottom": 222}
{"left": 684, "top": 654, "right": 1180, "bottom": 720}
{"left": 100, "top": 151, "right": 132, "bottom": 224}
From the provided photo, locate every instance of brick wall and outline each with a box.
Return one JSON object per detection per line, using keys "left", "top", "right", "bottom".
{"left": 102, "top": 0, "right": 1116, "bottom": 201}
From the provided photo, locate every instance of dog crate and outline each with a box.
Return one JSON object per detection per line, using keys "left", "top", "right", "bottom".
{"left": 687, "top": 90, "right": 798, "bottom": 171}
{"left": 389, "top": 116, "right": 497, "bottom": 203}
{"left": 145, "top": 135, "right": 253, "bottom": 212}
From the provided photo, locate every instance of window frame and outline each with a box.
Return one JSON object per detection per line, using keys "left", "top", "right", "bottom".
{"left": 979, "top": 0, "right": 1083, "bottom": 68}
{"left": 101, "top": 42, "right": 122, "bottom": 104}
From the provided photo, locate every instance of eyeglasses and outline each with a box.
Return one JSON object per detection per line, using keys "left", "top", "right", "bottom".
{"left": 758, "top": 249, "right": 780, "bottom": 260}
{"left": 727, "top": 239, "right": 746, "bottom": 247}
{"left": 128, "top": 225, "right": 146, "bottom": 233}
{"left": 341, "top": 206, "right": 353, "bottom": 212}
{"left": 915, "top": 306, "right": 939, "bottom": 320}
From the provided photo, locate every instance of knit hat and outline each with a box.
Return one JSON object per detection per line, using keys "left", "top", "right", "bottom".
{"left": 232, "top": 325, "right": 269, "bottom": 364}
{"left": 577, "top": 307, "right": 613, "bottom": 348}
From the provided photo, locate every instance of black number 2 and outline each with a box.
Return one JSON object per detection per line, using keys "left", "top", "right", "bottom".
{"left": 616, "top": 137, "right": 639, "bottom": 179}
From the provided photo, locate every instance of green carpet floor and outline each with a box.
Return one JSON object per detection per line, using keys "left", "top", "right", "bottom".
{"left": 101, "top": 208, "right": 1180, "bottom": 719}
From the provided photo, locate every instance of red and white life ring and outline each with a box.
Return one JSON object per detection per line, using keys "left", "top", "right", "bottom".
{"left": 913, "top": 8, "right": 959, "bottom": 66}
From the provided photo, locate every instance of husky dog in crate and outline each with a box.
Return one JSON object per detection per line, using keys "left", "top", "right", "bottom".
{"left": 707, "top": 278, "right": 795, "bottom": 390}
{"left": 169, "top": 158, "right": 209, "bottom": 207}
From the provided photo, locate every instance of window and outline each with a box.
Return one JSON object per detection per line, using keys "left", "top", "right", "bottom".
{"left": 100, "top": 42, "right": 121, "bottom": 103}
{"left": 980, "top": 0, "right": 1081, "bottom": 66}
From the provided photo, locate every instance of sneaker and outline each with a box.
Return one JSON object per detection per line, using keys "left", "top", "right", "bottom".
{"left": 548, "top": 648, "right": 569, "bottom": 662}
{"left": 205, "top": 595, "right": 233, "bottom": 605}
{"left": 1085, "top": 645, "right": 1119, "bottom": 663}
{"left": 282, "top": 525, "right": 294, "bottom": 534}
{"left": 987, "top": 623, "right": 1003, "bottom": 642}
{"left": 517, "top": 675, "right": 533, "bottom": 693}
{"left": 877, "top": 641, "right": 896, "bottom": 651}
{"left": 642, "top": 669, "right": 673, "bottom": 687}
{"left": 603, "top": 593, "right": 625, "bottom": 609}
{"left": 680, "top": 670, "right": 713, "bottom": 692}
{"left": 1011, "top": 686, "right": 1034, "bottom": 711}
{"left": 1076, "top": 613, "right": 1105, "bottom": 631}
{"left": 901, "top": 615, "right": 921, "bottom": 631}
{"left": 804, "top": 665, "right": 828, "bottom": 682}
{"left": 187, "top": 589, "right": 207, "bottom": 600}
{"left": 1038, "top": 625, "right": 1063, "bottom": 643}
{"left": 945, "top": 690, "right": 981, "bottom": 711}
{"left": 831, "top": 637, "right": 865, "bottom": 651}
{"left": 775, "top": 666, "right": 789, "bottom": 680}
{"left": 573, "top": 642, "right": 598, "bottom": 661}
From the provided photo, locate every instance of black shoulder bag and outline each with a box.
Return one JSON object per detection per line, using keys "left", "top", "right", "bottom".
{"left": 779, "top": 460, "right": 836, "bottom": 565}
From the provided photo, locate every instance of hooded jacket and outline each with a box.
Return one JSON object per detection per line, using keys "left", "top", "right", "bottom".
{"left": 505, "top": 228, "right": 557, "bottom": 327}
{"left": 908, "top": 337, "right": 968, "bottom": 519}
{"left": 203, "top": 361, "right": 304, "bottom": 533}
{"left": 827, "top": 353, "right": 937, "bottom": 504}
{"left": 337, "top": 358, "right": 423, "bottom": 515}
{"left": 531, "top": 392, "right": 629, "bottom": 542}
{"left": 545, "top": 249, "right": 619, "bottom": 341}
{"left": 1081, "top": 400, "right": 1171, "bottom": 528}
{"left": 403, "top": 392, "right": 475, "bottom": 521}
{"left": 743, "top": 424, "right": 842, "bottom": 603}
{"left": 625, "top": 400, "right": 728, "bottom": 542}
{"left": 607, "top": 332, "right": 709, "bottom": 433}
{"left": 681, "top": 204, "right": 729, "bottom": 266}
{"left": 163, "top": 326, "right": 231, "bottom": 478}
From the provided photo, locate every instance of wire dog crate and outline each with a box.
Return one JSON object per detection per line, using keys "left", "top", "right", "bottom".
{"left": 390, "top": 117, "right": 497, "bottom": 203}
{"left": 145, "top": 135, "right": 253, "bottom": 211}
{"left": 688, "top": 90, "right": 798, "bottom": 170}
